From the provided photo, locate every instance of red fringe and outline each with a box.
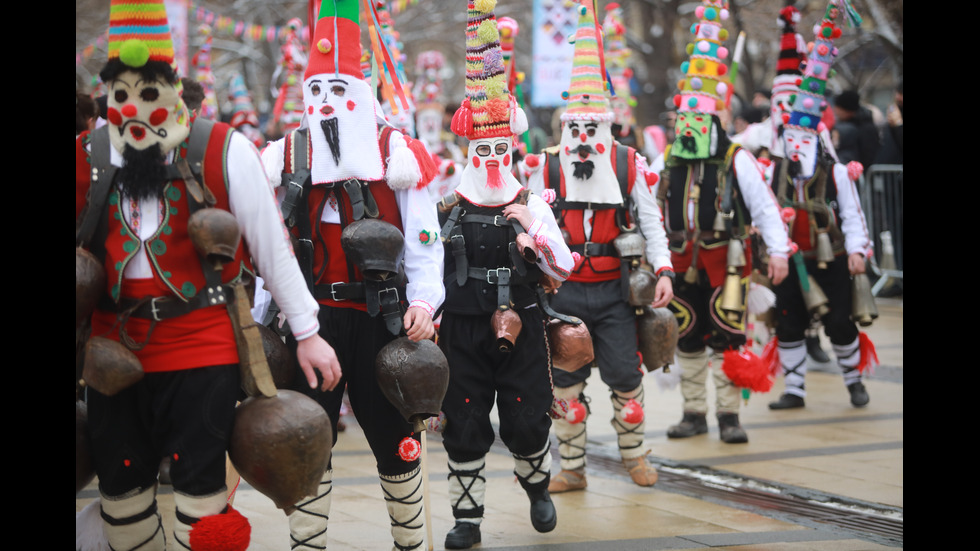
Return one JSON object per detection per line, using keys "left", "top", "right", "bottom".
{"left": 406, "top": 136, "right": 438, "bottom": 189}
{"left": 722, "top": 347, "right": 775, "bottom": 393}
{"left": 762, "top": 336, "right": 781, "bottom": 378}
{"left": 857, "top": 332, "right": 879, "bottom": 374}
{"left": 189, "top": 505, "right": 251, "bottom": 551}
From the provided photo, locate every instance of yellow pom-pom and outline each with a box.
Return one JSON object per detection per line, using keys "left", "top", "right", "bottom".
{"left": 484, "top": 74, "right": 506, "bottom": 98}
{"left": 317, "top": 38, "right": 332, "bottom": 54}
{"left": 474, "top": 0, "right": 497, "bottom": 14}
{"left": 478, "top": 20, "right": 500, "bottom": 44}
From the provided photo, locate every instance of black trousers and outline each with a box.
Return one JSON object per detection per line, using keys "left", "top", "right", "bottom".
{"left": 670, "top": 270, "right": 747, "bottom": 354}
{"left": 88, "top": 364, "right": 240, "bottom": 497}
{"left": 438, "top": 307, "right": 554, "bottom": 463}
{"left": 289, "top": 306, "right": 420, "bottom": 476}
{"left": 773, "top": 255, "right": 859, "bottom": 345}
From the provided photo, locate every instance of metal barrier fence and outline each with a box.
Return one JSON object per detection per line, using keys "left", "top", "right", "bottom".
{"left": 859, "top": 164, "right": 903, "bottom": 296}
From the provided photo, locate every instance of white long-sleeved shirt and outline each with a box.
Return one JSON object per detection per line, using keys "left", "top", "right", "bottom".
{"left": 261, "top": 135, "right": 446, "bottom": 317}
{"left": 524, "top": 149, "right": 673, "bottom": 273}
{"left": 112, "top": 130, "right": 321, "bottom": 340}
{"left": 648, "top": 148, "right": 792, "bottom": 260}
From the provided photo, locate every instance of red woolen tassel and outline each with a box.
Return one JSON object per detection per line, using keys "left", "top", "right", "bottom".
{"left": 451, "top": 99, "right": 473, "bottom": 138}
{"left": 405, "top": 136, "right": 438, "bottom": 189}
{"left": 188, "top": 505, "right": 251, "bottom": 551}
{"left": 722, "top": 347, "right": 775, "bottom": 393}
{"left": 856, "top": 332, "right": 879, "bottom": 374}
{"left": 761, "top": 336, "right": 781, "bottom": 378}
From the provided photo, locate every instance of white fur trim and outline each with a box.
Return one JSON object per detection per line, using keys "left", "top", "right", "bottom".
{"left": 652, "top": 361, "right": 682, "bottom": 391}
{"left": 385, "top": 133, "right": 422, "bottom": 190}
{"left": 261, "top": 143, "right": 284, "bottom": 188}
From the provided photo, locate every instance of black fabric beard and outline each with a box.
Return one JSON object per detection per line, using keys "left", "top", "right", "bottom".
{"left": 787, "top": 157, "right": 803, "bottom": 179}
{"left": 320, "top": 117, "right": 341, "bottom": 165}
{"left": 572, "top": 160, "right": 595, "bottom": 180}
{"left": 119, "top": 143, "right": 168, "bottom": 201}
{"left": 677, "top": 134, "right": 698, "bottom": 155}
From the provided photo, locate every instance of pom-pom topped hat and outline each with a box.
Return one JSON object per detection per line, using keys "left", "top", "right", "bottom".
{"left": 784, "top": 0, "right": 862, "bottom": 133}
{"left": 560, "top": 0, "right": 612, "bottom": 122}
{"left": 192, "top": 24, "right": 218, "bottom": 120}
{"left": 229, "top": 72, "right": 259, "bottom": 129}
{"left": 305, "top": 0, "right": 364, "bottom": 81}
{"left": 674, "top": 0, "right": 731, "bottom": 116}
{"left": 451, "top": 0, "right": 528, "bottom": 140}
{"left": 602, "top": 2, "right": 636, "bottom": 134}
{"left": 107, "top": 0, "right": 178, "bottom": 74}
{"left": 414, "top": 50, "right": 447, "bottom": 113}
{"left": 770, "top": 6, "right": 806, "bottom": 138}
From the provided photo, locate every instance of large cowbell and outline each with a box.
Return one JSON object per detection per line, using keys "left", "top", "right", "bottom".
{"left": 375, "top": 337, "right": 450, "bottom": 431}
{"left": 341, "top": 219, "right": 405, "bottom": 281}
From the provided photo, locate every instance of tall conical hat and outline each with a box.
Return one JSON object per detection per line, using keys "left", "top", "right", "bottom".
{"left": 450, "top": 0, "right": 527, "bottom": 140}
{"left": 673, "top": 1, "right": 731, "bottom": 116}
{"left": 560, "top": 0, "right": 612, "bottom": 122}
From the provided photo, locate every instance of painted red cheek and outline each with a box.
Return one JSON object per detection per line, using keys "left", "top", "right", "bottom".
{"left": 121, "top": 104, "right": 137, "bottom": 118}
{"left": 701, "top": 126, "right": 707, "bottom": 134}
{"left": 596, "top": 143, "right": 605, "bottom": 154}
{"left": 149, "top": 108, "right": 168, "bottom": 126}
{"left": 347, "top": 100, "right": 356, "bottom": 111}
{"left": 107, "top": 107, "right": 122, "bottom": 126}
{"left": 503, "top": 155, "right": 510, "bottom": 167}
{"left": 472, "top": 157, "right": 480, "bottom": 168}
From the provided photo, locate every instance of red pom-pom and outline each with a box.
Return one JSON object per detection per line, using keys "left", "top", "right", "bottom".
{"left": 524, "top": 154, "right": 539, "bottom": 168}
{"left": 781, "top": 113, "right": 790, "bottom": 124}
{"left": 407, "top": 137, "right": 438, "bottom": 189}
{"left": 846, "top": 161, "right": 864, "bottom": 181}
{"left": 645, "top": 172, "right": 660, "bottom": 190}
{"left": 721, "top": 348, "right": 775, "bottom": 393}
{"left": 673, "top": 95, "right": 682, "bottom": 107}
{"left": 757, "top": 157, "right": 772, "bottom": 168}
{"left": 780, "top": 206, "right": 796, "bottom": 223}
{"left": 398, "top": 437, "right": 421, "bottom": 462}
{"left": 619, "top": 399, "right": 644, "bottom": 424}
{"left": 189, "top": 506, "right": 251, "bottom": 551}
{"left": 761, "top": 337, "right": 781, "bottom": 378}
{"left": 717, "top": 64, "right": 728, "bottom": 76}
{"left": 565, "top": 399, "right": 587, "bottom": 424}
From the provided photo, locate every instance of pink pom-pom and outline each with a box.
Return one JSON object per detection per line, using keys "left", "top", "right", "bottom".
{"left": 717, "top": 46, "right": 729, "bottom": 60}
{"left": 847, "top": 161, "right": 864, "bottom": 181}
{"left": 540, "top": 188, "right": 556, "bottom": 203}
{"left": 397, "top": 437, "right": 421, "bottom": 462}
{"left": 619, "top": 399, "right": 644, "bottom": 424}
{"left": 565, "top": 399, "right": 587, "bottom": 424}
{"left": 524, "top": 154, "right": 540, "bottom": 168}
{"left": 571, "top": 252, "right": 583, "bottom": 264}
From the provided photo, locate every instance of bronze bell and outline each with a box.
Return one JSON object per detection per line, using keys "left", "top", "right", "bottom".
{"left": 76, "top": 247, "right": 106, "bottom": 328}
{"left": 628, "top": 266, "right": 658, "bottom": 308}
{"left": 815, "top": 230, "right": 835, "bottom": 269}
{"left": 727, "top": 238, "right": 747, "bottom": 268}
{"left": 719, "top": 268, "right": 745, "bottom": 323}
{"left": 801, "top": 274, "right": 830, "bottom": 317}
{"left": 229, "top": 390, "right": 332, "bottom": 511}
{"left": 850, "top": 273, "right": 879, "bottom": 327}
{"left": 188, "top": 208, "right": 241, "bottom": 270}
{"left": 76, "top": 400, "right": 95, "bottom": 494}
{"left": 547, "top": 317, "right": 593, "bottom": 372}
{"left": 375, "top": 337, "right": 450, "bottom": 430}
{"left": 636, "top": 306, "right": 679, "bottom": 372}
{"left": 491, "top": 307, "right": 522, "bottom": 352}
{"left": 340, "top": 219, "right": 405, "bottom": 281}
{"left": 712, "top": 210, "right": 727, "bottom": 237}
{"left": 612, "top": 232, "right": 646, "bottom": 261}
{"left": 81, "top": 336, "right": 145, "bottom": 396}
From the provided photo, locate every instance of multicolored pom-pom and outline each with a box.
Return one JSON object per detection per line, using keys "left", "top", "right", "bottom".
{"left": 317, "top": 38, "right": 332, "bottom": 54}
{"left": 565, "top": 399, "right": 587, "bottom": 424}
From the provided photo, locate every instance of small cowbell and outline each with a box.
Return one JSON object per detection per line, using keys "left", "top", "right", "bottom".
{"left": 850, "top": 272, "right": 879, "bottom": 327}
{"left": 815, "top": 230, "right": 835, "bottom": 269}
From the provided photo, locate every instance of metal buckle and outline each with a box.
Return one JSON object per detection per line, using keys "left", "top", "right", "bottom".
{"left": 493, "top": 215, "right": 507, "bottom": 226}
{"left": 582, "top": 241, "right": 593, "bottom": 258}
{"left": 330, "top": 282, "right": 346, "bottom": 301}
{"left": 486, "top": 267, "right": 511, "bottom": 285}
{"left": 379, "top": 287, "right": 400, "bottom": 303}
{"left": 149, "top": 297, "right": 164, "bottom": 322}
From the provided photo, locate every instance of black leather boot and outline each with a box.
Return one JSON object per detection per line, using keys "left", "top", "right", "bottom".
{"left": 717, "top": 413, "right": 748, "bottom": 444}
{"left": 768, "top": 393, "right": 805, "bottom": 410}
{"left": 444, "top": 521, "right": 481, "bottom": 549}
{"left": 848, "top": 382, "right": 870, "bottom": 407}
{"left": 666, "top": 411, "right": 708, "bottom": 438}
{"left": 526, "top": 487, "right": 557, "bottom": 533}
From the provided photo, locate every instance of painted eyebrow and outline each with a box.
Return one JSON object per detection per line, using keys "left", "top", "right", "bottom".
{"left": 328, "top": 78, "right": 349, "bottom": 84}
{"left": 585, "top": 122, "right": 598, "bottom": 129}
